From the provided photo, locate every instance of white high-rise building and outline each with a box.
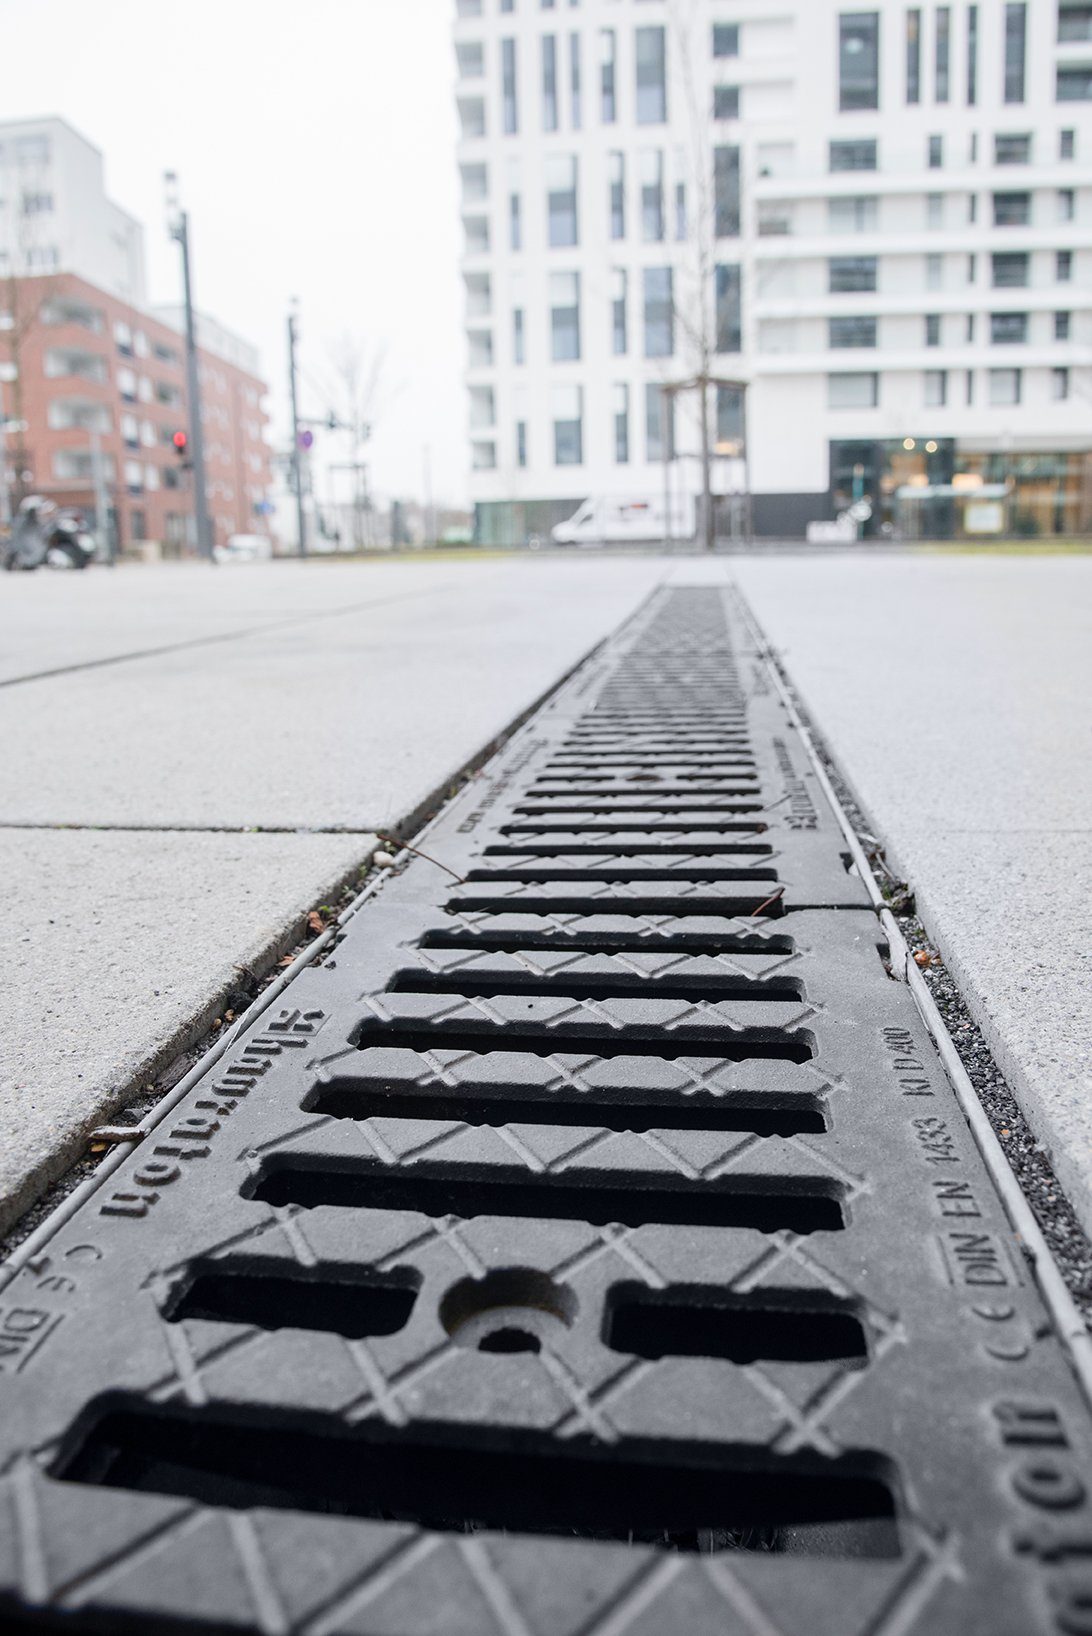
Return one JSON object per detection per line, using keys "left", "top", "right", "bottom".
{"left": 454, "top": 0, "right": 1092, "bottom": 542}
{"left": 0, "top": 118, "right": 146, "bottom": 305}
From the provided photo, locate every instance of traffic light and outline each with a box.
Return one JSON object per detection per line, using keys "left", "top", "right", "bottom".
{"left": 172, "top": 430, "right": 188, "bottom": 457}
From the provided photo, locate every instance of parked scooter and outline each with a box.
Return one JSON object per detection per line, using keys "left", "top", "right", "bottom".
{"left": 3, "top": 498, "right": 95, "bottom": 571}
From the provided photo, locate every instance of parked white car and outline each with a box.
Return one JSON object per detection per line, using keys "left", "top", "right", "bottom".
{"left": 213, "top": 533, "right": 274, "bottom": 565}
{"left": 551, "top": 494, "right": 695, "bottom": 546}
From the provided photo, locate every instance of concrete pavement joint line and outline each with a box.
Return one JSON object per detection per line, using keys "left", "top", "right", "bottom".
{"left": 0, "top": 580, "right": 457, "bottom": 690}
{"left": 731, "top": 584, "right": 1092, "bottom": 1406}
{"left": 0, "top": 823, "right": 381, "bottom": 835}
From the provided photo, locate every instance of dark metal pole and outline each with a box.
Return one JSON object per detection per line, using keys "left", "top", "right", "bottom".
{"left": 174, "top": 211, "right": 213, "bottom": 562}
{"left": 287, "top": 308, "right": 307, "bottom": 557}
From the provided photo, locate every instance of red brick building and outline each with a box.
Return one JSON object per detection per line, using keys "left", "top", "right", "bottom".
{"left": 0, "top": 272, "right": 272, "bottom": 554}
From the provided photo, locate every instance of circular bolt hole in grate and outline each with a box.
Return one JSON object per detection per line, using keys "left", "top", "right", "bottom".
{"left": 440, "top": 1268, "right": 578, "bottom": 1354}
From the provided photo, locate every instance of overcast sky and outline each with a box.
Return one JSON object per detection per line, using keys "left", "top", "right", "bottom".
{"left": 1, "top": 0, "right": 467, "bottom": 505}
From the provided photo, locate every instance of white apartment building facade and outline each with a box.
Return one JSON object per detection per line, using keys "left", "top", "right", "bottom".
{"left": 454, "top": 0, "right": 1092, "bottom": 541}
{"left": 0, "top": 118, "right": 146, "bottom": 305}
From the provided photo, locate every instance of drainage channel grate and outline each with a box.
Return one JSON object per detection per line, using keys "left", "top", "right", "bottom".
{"left": 2, "top": 586, "right": 1090, "bottom": 1636}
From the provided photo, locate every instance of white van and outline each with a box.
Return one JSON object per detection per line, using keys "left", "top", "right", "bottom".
{"left": 551, "top": 494, "right": 695, "bottom": 546}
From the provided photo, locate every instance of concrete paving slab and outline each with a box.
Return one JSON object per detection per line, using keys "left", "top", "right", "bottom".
{"left": 0, "top": 559, "right": 464, "bottom": 684}
{"left": 733, "top": 552, "right": 1092, "bottom": 1230}
{"left": 0, "top": 826, "right": 372, "bottom": 1232}
{"left": 0, "top": 558, "right": 668, "bottom": 829}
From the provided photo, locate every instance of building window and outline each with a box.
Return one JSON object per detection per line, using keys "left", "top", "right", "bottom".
{"left": 569, "top": 32, "right": 582, "bottom": 127}
{"left": 614, "top": 383, "right": 629, "bottom": 462}
{"left": 1057, "top": 65, "right": 1092, "bottom": 99}
{"left": 550, "top": 271, "right": 581, "bottom": 359}
{"left": 467, "top": 329, "right": 493, "bottom": 367}
{"left": 990, "top": 311, "right": 1028, "bottom": 342}
{"left": 967, "top": 3, "right": 978, "bottom": 102}
{"left": 1053, "top": 366, "right": 1071, "bottom": 400}
{"left": 995, "top": 132, "right": 1031, "bottom": 163}
{"left": 609, "top": 151, "right": 625, "bottom": 238}
{"left": 839, "top": 11, "right": 880, "bottom": 111}
{"left": 925, "top": 313, "right": 941, "bottom": 345}
{"left": 456, "top": 40, "right": 484, "bottom": 79}
{"left": 471, "top": 441, "right": 496, "bottom": 470}
{"left": 717, "top": 384, "right": 744, "bottom": 448}
{"left": 501, "top": 38, "right": 518, "bottom": 133}
{"left": 926, "top": 252, "right": 944, "bottom": 289}
{"left": 988, "top": 367, "right": 1021, "bottom": 405}
{"left": 928, "top": 133, "right": 943, "bottom": 168}
{"left": 542, "top": 35, "right": 558, "bottom": 130}
{"left": 646, "top": 383, "right": 675, "bottom": 462}
{"left": 643, "top": 266, "right": 674, "bottom": 357}
{"left": 546, "top": 154, "right": 578, "bottom": 246}
{"left": 715, "top": 263, "right": 742, "bottom": 352}
{"left": 927, "top": 192, "right": 944, "bottom": 228}
{"left": 509, "top": 191, "right": 522, "bottom": 249}
{"left": 968, "top": 192, "right": 978, "bottom": 223}
{"left": 516, "top": 420, "right": 528, "bottom": 467}
{"left": 456, "top": 0, "right": 482, "bottom": 16}
{"left": 829, "top": 314, "right": 877, "bottom": 347}
{"left": 635, "top": 25, "right": 667, "bottom": 123}
{"left": 640, "top": 149, "right": 664, "bottom": 240}
{"left": 457, "top": 97, "right": 486, "bottom": 138}
{"left": 1057, "top": 249, "right": 1074, "bottom": 281}
{"left": 828, "top": 194, "right": 879, "bottom": 231}
{"left": 513, "top": 308, "right": 525, "bottom": 364}
{"left": 1059, "top": 3, "right": 1092, "bottom": 40}
{"left": 713, "top": 22, "right": 739, "bottom": 57}
{"left": 934, "top": 6, "right": 950, "bottom": 101}
{"left": 828, "top": 372, "right": 879, "bottom": 408}
{"left": 830, "top": 138, "right": 878, "bottom": 171}
{"left": 966, "top": 369, "right": 975, "bottom": 404}
{"left": 830, "top": 254, "right": 878, "bottom": 292}
{"left": 675, "top": 180, "right": 687, "bottom": 240}
{"left": 714, "top": 145, "right": 741, "bottom": 236}
{"left": 714, "top": 85, "right": 740, "bottom": 119}
{"left": 1004, "top": 2, "right": 1026, "bottom": 102}
{"left": 612, "top": 269, "right": 627, "bottom": 354}
{"left": 464, "top": 215, "right": 490, "bottom": 253}
{"left": 1055, "top": 310, "right": 1072, "bottom": 339}
{"left": 460, "top": 163, "right": 488, "bottom": 204}
{"left": 967, "top": 252, "right": 977, "bottom": 283}
{"left": 468, "top": 385, "right": 495, "bottom": 429}
{"left": 924, "top": 369, "right": 947, "bottom": 406}
{"left": 553, "top": 384, "right": 583, "bottom": 464}
{"left": 992, "top": 250, "right": 1029, "bottom": 286}
{"left": 600, "top": 28, "right": 616, "bottom": 121}
{"left": 1060, "top": 128, "right": 1076, "bottom": 158}
{"left": 966, "top": 313, "right": 975, "bottom": 341}
{"left": 1059, "top": 187, "right": 1076, "bottom": 222}
{"left": 993, "top": 190, "right": 1030, "bottom": 226}
{"left": 906, "top": 8, "right": 921, "bottom": 102}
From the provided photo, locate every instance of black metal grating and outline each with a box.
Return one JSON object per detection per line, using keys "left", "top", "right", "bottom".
{"left": 1, "top": 587, "right": 1090, "bottom": 1635}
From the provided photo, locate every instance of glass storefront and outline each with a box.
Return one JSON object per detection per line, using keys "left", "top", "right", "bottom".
{"left": 830, "top": 440, "right": 1092, "bottom": 539}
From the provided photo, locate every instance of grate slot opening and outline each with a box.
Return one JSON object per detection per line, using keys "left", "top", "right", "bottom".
{"left": 419, "top": 927, "right": 796, "bottom": 954}
{"left": 512, "top": 803, "right": 765, "bottom": 815}
{"left": 463, "top": 867, "right": 779, "bottom": 884}
{"left": 483, "top": 844, "right": 774, "bottom": 856}
{"left": 307, "top": 1077, "right": 826, "bottom": 1137}
{"left": 448, "top": 893, "right": 788, "bottom": 917}
{"left": 53, "top": 1398, "right": 899, "bottom": 1557}
{"left": 500, "top": 822, "right": 769, "bottom": 835}
{"left": 385, "top": 970, "right": 804, "bottom": 1003}
{"left": 354, "top": 1019, "right": 813, "bottom": 1063}
{"left": 605, "top": 1285, "right": 868, "bottom": 1366}
{"left": 246, "top": 1160, "right": 846, "bottom": 1233}
{"left": 164, "top": 1260, "right": 419, "bottom": 1339}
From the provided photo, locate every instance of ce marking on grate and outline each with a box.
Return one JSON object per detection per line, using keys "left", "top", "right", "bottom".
{"left": 1, "top": 586, "right": 1090, "bottom": 1636}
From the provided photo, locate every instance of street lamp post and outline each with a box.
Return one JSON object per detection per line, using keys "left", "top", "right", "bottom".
{"left": 164, "top": 172, "right": 214, "bottom": 563}
{"left": 287, "top": 301, "right": 307, "bottom": 557}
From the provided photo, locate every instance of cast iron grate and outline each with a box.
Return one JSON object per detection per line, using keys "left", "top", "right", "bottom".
{"left": 1, "top": 586, "right": 1090, "bottom": 1636}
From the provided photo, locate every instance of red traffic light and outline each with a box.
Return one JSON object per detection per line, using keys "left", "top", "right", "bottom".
{"left": 172, "top": 430, "right": 188, "bottom": 454}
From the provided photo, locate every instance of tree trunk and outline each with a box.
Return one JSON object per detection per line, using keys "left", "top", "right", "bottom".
{"left": 700, "top": 377, "right": 714, "bottom": 552}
